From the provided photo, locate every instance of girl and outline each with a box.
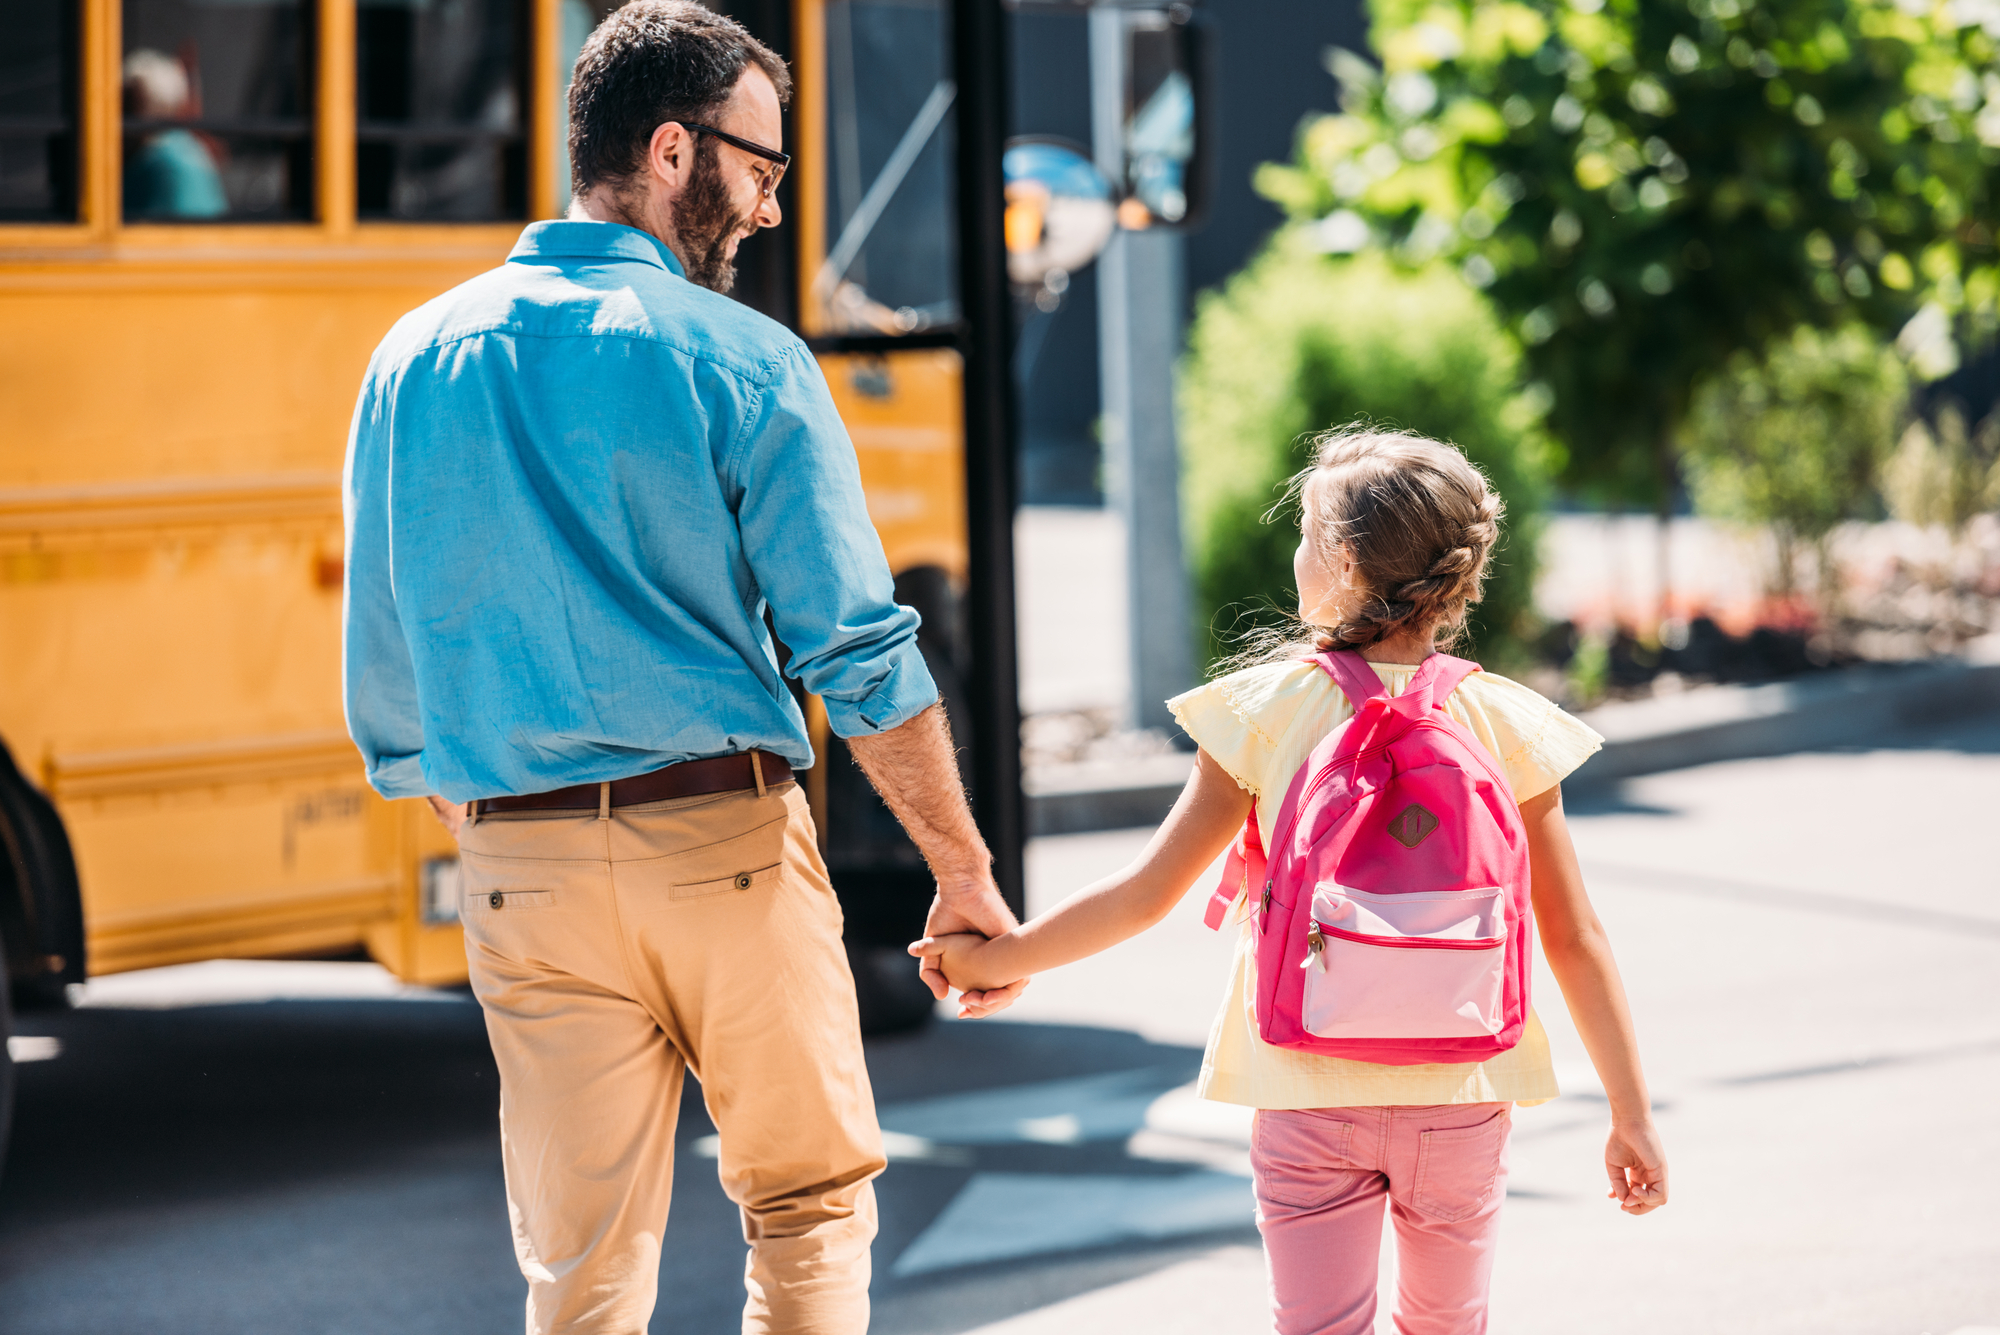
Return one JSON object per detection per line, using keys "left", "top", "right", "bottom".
{"left": 915, "top": 426, "right": 1667, "bottom": 1335}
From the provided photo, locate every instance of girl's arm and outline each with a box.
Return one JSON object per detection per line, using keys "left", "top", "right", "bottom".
{"left": 911, "top": 749, "right": 1253, "bottom": 994}
{"left": 1522, "top": 784, "right": 1670, "bottom": 1215}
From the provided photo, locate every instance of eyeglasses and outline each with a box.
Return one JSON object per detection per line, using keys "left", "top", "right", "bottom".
{"left": 681, "top": 122, "right": 790, "bottom": 199}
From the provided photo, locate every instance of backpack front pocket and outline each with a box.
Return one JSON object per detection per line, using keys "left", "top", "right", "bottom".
{"left": 1299, "top": 885, "right": 1506, "bottom": 1039}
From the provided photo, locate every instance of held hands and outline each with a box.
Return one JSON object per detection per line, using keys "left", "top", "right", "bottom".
{"left": 1605, "top": 1120, "right": 1669, "bottom": 1215}
{"left": 907, "top": 931, "right": 1023, "bottom": 1001}
{"left": 915, "top": 871, "right": 1028, "bottom": 1019}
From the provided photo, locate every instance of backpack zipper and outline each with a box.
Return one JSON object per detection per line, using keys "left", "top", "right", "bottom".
{"left": 1258, "top": 710, "right": 1509, "bottom": 935}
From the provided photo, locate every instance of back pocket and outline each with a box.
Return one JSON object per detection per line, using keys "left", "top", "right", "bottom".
{"left": 1251, "top": 1110, "right": 1361, "bottom": 1211}
{"left": 467, "top": 887, "right": 554, "bottom": 912}
{"left": 1411, "top": 1107, "right": 1510, "bottom": 1221}
{"left": 671, "top": 862, "right": 782, "bottom": 901}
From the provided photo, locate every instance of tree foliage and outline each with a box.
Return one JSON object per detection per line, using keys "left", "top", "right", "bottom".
{"left": 1680, "top": 324, "right": 1906, "bottom": 591}
{"left": 1180, "top": 244, "right": 1555, "bottom": 671}
{"left": 1882, "top": 399, "right": 2000, "bottom": 530}
{"left": 1255, "top": 0, "right": 2000, "bottom": 505}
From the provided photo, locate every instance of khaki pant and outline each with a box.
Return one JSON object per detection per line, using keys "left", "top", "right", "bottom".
{"left": 457, "top": 782, "right": 885, "bottom": 1335}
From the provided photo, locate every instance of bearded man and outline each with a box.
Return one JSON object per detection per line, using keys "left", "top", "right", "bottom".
{"left": 340, "top": 4, "right": 1022, "bottom": 1331}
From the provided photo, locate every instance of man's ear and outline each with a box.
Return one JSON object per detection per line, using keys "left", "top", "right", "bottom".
{"left": 645, "top": 120, "right": 696, "bottom": 198}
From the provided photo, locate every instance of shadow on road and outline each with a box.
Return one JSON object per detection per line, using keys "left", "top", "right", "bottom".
{"left": 0, "top": 995, "right": 1240, "bottom": 1335}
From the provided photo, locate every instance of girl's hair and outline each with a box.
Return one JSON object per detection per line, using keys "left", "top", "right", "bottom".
{"left": 1237, "top": 424, "right": 1503, "bottom": 665}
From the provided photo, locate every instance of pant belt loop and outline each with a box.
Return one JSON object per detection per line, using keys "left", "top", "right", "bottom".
{"left": 467, "top": 798, "right": 481, "bottom": 826}
{"left": 750, "top": 750, "right": 767, "bottom": 799}
{"left": 598, "top": 781, "right": 611, "bottom": 821}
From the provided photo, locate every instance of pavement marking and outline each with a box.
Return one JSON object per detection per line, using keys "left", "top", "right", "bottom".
{"left": 875, "top": 1067, "right": 1185, "bottom": 1146}
{"left": 690, "top": 1129, "right": 970, "bottom": 1165}
{"left": 69, "top": 959, "right": 466, "bottom": 1009}
{"left": 891, "top": 1170, "right": 1256, "bottom": 1277}
{"left": 7, "top": 1035, "right": 61, "bottom": 1062}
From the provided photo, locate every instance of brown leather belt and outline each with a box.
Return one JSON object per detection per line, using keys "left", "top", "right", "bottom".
{"left": 475, "top": 751, "right": 794, "bottom": 815}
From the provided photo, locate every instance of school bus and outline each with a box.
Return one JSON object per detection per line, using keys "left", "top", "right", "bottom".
{"left": 0, "top": 0, "right": 1028, "bottom": 1136}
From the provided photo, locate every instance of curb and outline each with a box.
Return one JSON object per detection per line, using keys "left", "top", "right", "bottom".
{"left": 1024, "top": 656, "right": 2000, "bottom": 836}
{"left": 1568, "top": 658, "right": 2000, "bottom": 789}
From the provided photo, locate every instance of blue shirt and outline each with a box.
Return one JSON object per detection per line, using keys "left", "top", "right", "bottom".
{"left": 342, "top": 220, "right": 937, "bottom": 802}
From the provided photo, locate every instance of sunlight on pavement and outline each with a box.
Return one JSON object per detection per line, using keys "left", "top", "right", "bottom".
{"left": 953, "top": 1245, "right": 1271, "bottom": 1335}
{"left": 894, "top": 1171, "right": 1254, "bottom": 1278}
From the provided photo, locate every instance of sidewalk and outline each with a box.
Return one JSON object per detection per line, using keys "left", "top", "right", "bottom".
{"left": 1024, "top": 648, "right": 2000, "bottom": 834}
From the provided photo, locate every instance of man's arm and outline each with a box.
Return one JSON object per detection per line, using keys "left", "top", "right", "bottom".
{"left": 844, "top": 704, "right": 1026, "bottom": 1017}
{"left": 729, "top": 346, "right": 1024, "bottom": 1015}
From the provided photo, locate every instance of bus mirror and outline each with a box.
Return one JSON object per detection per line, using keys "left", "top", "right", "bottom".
{"left": 1102, "top": 4, "right": 1210, "bottom": 231}
{"left": 1002, "top": 138, "right": 1117, "bottom": 292}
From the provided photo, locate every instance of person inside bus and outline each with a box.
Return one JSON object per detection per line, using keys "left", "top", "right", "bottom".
{"left": 121, "top": 49, "right": 228, "bottom": 220}
{"left": 341, "top": 4, "right": 1021, "bottom": 1332}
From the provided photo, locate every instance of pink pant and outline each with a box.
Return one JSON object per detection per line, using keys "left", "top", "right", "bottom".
{"left": 1249, "top": 1103, "right": 1512, "bottom": 1335}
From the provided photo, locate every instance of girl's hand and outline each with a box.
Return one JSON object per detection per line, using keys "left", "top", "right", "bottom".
{"left": 1605, "top": 1121, "right": 1669, "bottom": 1215}
{"left": 908, "top": 931, "right": 1024, "bottom": 1000}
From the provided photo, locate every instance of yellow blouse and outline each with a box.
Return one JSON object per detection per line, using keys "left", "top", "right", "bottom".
{"left": 1168, "top": 658, "right": 1604, "bottom": 1111}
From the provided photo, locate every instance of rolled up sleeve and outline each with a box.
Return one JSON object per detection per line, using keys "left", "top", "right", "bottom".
{"left": 730, "top": 344, "right": 939, "bottom": 738}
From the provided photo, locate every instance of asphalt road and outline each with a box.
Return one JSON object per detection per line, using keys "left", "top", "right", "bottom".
{"left": 4, "top": 712, "right": 1998, "bottom": 1334}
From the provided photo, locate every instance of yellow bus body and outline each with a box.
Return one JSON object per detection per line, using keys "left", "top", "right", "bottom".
{"left": 0, "top": 0, "right": 965, "bottom": 986}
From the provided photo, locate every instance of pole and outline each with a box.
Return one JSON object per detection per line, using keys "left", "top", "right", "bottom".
{"left": 1091, "top": 7, "right": 1195, "bottom": 734}
{"left": 951, "top": 0, "right": 1025, "bottom": 918}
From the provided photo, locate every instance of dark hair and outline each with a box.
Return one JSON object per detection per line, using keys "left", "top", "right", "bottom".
{"left": 568, "top": 0, "right": 792, "bottom": 195}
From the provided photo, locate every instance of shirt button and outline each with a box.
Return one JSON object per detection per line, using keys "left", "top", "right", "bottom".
{"left": 734, "top": 873, "right": 752, "bottom": 891}
{"left": 490, "top": 891, "right": 504, "bottom": 909}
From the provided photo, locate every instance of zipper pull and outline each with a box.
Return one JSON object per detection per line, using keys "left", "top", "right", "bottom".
{"left": 1259, "top": 880, "right": 1273, "bottom": 932}
{"left": 1301, "top": 920, "right": 1325, "bottom": 970}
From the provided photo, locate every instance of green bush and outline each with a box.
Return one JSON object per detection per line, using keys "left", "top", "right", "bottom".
{"left": 1180, "top": 239, "right": 1557, "bottom": 673}
{"left": 1681, "top": 324, "right": 1906, "bottom": 597}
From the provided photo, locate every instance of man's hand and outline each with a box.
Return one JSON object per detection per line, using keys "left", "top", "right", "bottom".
{"left": 844, "top": 705, "right": 1029, "bottom": 1017}
{"left": 426, "top": 795, "right": 467, "bottom": 839}
{"left": 919, "top": 878, "right": 1028, "bottom": 1018}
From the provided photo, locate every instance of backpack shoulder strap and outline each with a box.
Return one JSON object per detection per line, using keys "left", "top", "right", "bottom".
{"left": 1408, "top": 653, "right": 1481, "bottom": 711}
{"left": 1203, "top": 798, "right": 1265, "bottom": 931}
{"left": 1313, "top": 649, "right": 1388, "bottom": 712}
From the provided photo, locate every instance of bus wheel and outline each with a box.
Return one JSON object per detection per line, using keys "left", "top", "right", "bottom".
{"left": 847, "top": 941, "right": 940, "bottom": 1035}
{"left": 0, "top": 743, "right": 85, "bottom": 1012}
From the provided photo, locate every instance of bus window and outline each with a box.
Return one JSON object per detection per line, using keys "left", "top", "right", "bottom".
{"left": 814, "top": 0, "right": 957, "bottom": 334}
{"left": 0, "top": 0, "right": 78, "bottom": 222}
{"left": 121, "top": 0, "right": 313, "bottom": 221}
{"left": 357, "top": 0, "right": 527, "bottom": 221}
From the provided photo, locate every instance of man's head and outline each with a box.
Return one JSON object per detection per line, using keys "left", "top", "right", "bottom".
{"left": 568, "top": 1, "right": 792, "bottom": 292}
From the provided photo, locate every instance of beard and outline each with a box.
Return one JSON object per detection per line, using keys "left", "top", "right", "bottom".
{"left": 674, "top": 144, "right": 753, "bottom": 294}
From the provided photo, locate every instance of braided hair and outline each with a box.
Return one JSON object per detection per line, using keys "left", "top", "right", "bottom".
{"left": 1295, "top": 425, "right": 1504, "bottom": 653}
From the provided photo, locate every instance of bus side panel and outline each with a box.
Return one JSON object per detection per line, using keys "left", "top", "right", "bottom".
{"left": 0, "top": 263, "right": 496, "bottom": 982}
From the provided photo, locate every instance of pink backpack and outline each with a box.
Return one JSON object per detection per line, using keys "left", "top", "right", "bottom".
{"left": 1202, "top": 650, "right": 1532, "bottom": 1065}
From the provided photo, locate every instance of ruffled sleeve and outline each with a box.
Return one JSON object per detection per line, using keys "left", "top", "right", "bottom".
{"left": 1167, "top": 659, "right": 1327, "bottom": 799}
{"left": 1456, "top": 671, "right": 1603, "bottom": 801}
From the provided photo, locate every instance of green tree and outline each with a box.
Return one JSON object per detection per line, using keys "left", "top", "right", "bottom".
{"left": 1680, "top": 324, "right": 1906, "bottom": 596}
{"left": 1180, "top": 244, "right": 1556, "bottom": 670}
{"left": 1882, "top": 399, "right": 2000, "bottom": 532}
{"left": 1254, "top": 0, "right": 2000, "bottom": 510}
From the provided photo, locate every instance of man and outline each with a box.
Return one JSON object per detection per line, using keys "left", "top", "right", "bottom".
{"left": 341, "top": 5, "right": 1022, "bottom": 1331}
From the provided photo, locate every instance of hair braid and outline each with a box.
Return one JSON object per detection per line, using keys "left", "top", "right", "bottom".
{"left": 1297, "top": 426, "right": 1504, "bottom": 654}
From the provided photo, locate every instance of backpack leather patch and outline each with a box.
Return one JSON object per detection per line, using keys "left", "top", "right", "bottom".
{"left": 1387, "top": 803, "right": 1440, "bottom": 849}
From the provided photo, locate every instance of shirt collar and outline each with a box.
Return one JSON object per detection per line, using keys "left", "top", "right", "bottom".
{"left": 508, "top": 220, "right": 686, "bottom": 278}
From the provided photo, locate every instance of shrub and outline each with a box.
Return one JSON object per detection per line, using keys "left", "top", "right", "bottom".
{"left": 1180, "top": 240, "right": 1557, "bottom": 673}
{"left": 1681, "top": 324, "right": 1906, "bottom": 596}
